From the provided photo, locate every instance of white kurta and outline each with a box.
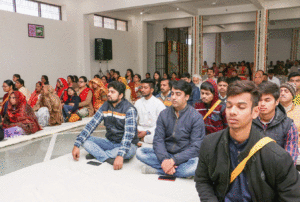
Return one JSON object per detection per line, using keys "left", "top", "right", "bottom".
{"left": 134, "top": 95, "right": 166, "bottom": 144}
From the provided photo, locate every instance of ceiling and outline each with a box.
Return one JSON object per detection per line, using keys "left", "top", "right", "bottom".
{"left": 181, "top": 0, "right": 251, "bottom": 9}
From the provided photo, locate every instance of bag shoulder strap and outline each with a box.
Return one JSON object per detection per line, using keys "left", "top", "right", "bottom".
{"left": 230, "top": 137, "right": 275, "bottom": 183}
{"left": 203, "top": 100, "right": 222, "bottom": 120}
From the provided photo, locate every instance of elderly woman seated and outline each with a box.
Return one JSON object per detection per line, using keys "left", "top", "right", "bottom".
{"left": 2, "top": 91, "right": 41, "bottom": 138}
{"left": 33, "top": 85, "right": 63, "bottom": 127}
{"left": 28, "top": 81, "right": 43, "bottom": 108}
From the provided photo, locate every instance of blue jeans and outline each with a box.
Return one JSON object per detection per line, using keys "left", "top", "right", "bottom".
{"left": 136, "top": 147, "right": 198, "bottom": 178}
{"left": 82, "top": 136, "right": 137, "bottom": 162}
{"left": 63, "top": 105, "right": 73, "bottom": 119}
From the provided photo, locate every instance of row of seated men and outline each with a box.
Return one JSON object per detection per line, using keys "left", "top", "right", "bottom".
{"left": 71, "top": 78, "right": 300, "bottom": 201}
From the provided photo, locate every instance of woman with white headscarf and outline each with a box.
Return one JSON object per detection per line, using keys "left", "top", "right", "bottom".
{"left": 193, "top": 74, "right": 202, "bottom": 89}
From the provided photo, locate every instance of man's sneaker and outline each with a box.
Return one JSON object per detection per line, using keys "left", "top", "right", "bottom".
{"left": 141, "top": 165, "right": 158, "bottom": 174}
{"left": 86, "top": 154, "right": 96, "bottom": 160}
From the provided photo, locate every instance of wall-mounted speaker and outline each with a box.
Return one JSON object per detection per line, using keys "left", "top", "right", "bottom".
{"left": 95, "top": 38, "right": 112, "bottom": 60}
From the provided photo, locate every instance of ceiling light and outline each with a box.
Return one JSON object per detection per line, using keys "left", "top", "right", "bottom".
{"left": 212, "top": 2, "right": 216, "bottom": 5}
{"left": 177, "top": 8, "right": 180, "bottom": 11}
{"left": 140, "top": 12, "right": 143, "bottom": 15}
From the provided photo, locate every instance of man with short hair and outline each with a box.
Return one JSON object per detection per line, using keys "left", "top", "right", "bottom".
{"left": 253, "top": 82, "right": 299, "bottom": 163}
{"left": 217, "top": 77, "right": 228, "bottom": 103}
{"left": 195, "top": 80, "right": 300, "bottom": 201}
{"left": 136, "top": 80, "right": 206, "bottom": 178}
{"left": 254, "top": 70, "right": 264, "bottom": 85}
{"left": 145, "top": 73, "right": 151, "bottom": 79}
{"left": 262, "top": 73, "right": 268, "bottom": 82}
{"left": 288, "top": 72, "right": 300, "bottom": 105}
{"left": 192, "top": 74, "right": 202, "bottom": 89}
{"left": 267, "top": 69, "right": 280, "bottom": 86}
{"left": 109, "top": 69, "right": 116, "bottom": 81}
{"left": 134, "top": 79, "right": 166, "bottom": 144}
{"left": 228, "top": 69, "right": 241, "bottom": 84}
{"left": 181, "top": 72, "right": 200, "bottom": 106}
{"left": 205, "top": 68, "right": 217, "bottom": 83}
{"left": 156, "top": 78, "right": 172, "bottom": 107}
{"left": 279, "top": 82, "right": 300, "bottom": 148}
{"left": 72, "top": 81, "right": 138, "bottom": 170}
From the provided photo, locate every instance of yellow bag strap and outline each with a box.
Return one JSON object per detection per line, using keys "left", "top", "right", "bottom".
{"left": 230, "top": 137, "right": 275, "bottom": 183}
{"left": 203, "top": 100, "right": 222, "bottom": 120}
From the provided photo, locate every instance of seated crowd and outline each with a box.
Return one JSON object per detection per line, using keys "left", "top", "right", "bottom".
{"left": 1, "top": 62, "right": 300, "bottom": 201}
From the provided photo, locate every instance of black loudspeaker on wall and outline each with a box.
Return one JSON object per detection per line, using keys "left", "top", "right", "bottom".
{"left": 95, "top": 38, "right": 112, "bottom": 60}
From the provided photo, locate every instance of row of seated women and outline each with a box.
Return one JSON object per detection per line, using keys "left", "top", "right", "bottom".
{"left": 0, "top": 76, "right": 108, "bottom": 140}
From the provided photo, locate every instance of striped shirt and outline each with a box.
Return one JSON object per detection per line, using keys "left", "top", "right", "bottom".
{"left": 74, "top": 106, "right": 137, "bottom": 157}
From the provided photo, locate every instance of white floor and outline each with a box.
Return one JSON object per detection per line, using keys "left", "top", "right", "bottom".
{"left": 0, "top": 149, "right": 199, "bottom": 202}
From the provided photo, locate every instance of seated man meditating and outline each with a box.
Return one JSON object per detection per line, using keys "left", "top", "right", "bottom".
{"left": 136, "top": 80, "right": 206, "bottom": 178}
{"left": 72, "top": 81, "right": 138, "bottom": 170}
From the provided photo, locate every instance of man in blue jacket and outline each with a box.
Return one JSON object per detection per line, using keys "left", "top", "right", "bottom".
{"left": 136, "top": 80, "right": 206, "bottom": 178}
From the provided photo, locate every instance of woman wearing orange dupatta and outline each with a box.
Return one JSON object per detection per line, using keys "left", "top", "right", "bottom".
{"left": 55, "top": 78, "right": 69, "bottom": 102}
{"left": 118, "top": 77, "right": 132, "bottom": 103}
{"left": 28, "top": 81, "right": 43, "bottom": 108}
{"left": 89, "top": 78, "right": 108, "bottom": 112}
{"left": 3, "top": 91, "right": 41, "bottom": 138}
{"left": 0, "top": 80, "right": 15, "bottom": 117}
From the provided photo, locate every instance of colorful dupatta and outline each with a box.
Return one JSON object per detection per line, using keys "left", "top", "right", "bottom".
{"left": 55, "top": 78, "right": 69, "bottom": 102}
{"left": 89, "top": 78, "right": 108, "bottom": 111}
{"left": 3, "top": 91, "right": 42, "bottom": 134}
{"left": 0, "top": 93, "right": 10, "bottom": 117}
{"left": 28, "top": 81, "right": 43, "bottom": 108}
{"left": 79, "top": 87, "right": 92, "bottom": 102}
{"left": 119, "top": 77, "right": 131, "bottom": 90}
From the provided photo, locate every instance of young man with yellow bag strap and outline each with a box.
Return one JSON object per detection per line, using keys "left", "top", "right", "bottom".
{"left": 195, "top": 80, "right": 300, "bottom": 202}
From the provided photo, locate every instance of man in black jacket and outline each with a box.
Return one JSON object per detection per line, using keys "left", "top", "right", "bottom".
{"left": 195, "top": 80, "right": 300, "bottom": 202}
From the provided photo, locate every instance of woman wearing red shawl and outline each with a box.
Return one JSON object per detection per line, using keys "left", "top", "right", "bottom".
{"left": 89, "top": 78, "right": 108, "bottom": 112}
{"left": 77, "top": 76, "right": 94, "bottom": 117}
{"left": 55, "top": 78, "right": 69, "bottom": 102}
{"left": 0, "top": 80, "right": 15, "bottom": 117}
{"left": 28, "top": 82, "right": 43, "bottom": 108}
{"left": 128, "top": 74, "right": 142, "bottom": 103}
{"left": 3, "top": 91, "right": 41, "bottom": 138}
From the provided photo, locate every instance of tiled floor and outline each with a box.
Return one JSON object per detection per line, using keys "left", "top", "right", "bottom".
{"left": 0, "top": 125, "right": 106, "bottom": 176}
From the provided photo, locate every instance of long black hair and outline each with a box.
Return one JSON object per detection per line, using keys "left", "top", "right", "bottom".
{"left": 125, "top": 69, "right": 134, "bottom": 80}
{"left": 4, "top": 80, "right": 17, "bottom": 91}
{"left": 73, "top": 75, "right": 79, "bottom": 83}
{"left": 42, "top": 75, "right": 49, "bottom": 85}
{"left": 79, "top": 76, "right": 89, "bottom": 87}
{"left": 16, "top": 78, "right": 25, "bottom": 87}
{"left": 67, "top": 75, "right": 75, "bottom": 82}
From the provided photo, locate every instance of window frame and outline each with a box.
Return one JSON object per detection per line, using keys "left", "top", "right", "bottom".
{"left": 94, "top": 14, "right": 128, "bottom": 31}
{"left": 0, "top": 0, "right": 62, "bottom": 20}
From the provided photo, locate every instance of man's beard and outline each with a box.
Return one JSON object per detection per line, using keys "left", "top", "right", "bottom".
{"left": 142, "top": 93, "right": 151, "bottom": 98}
{"left": 107, "top": 98, "right": 119, "bottom": 104}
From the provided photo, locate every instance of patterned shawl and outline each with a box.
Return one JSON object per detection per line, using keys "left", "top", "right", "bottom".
{"left": 55, "top": 78, "right": 69, "bottom": 102}
{"left": 28, "top": 81, "right": 43, "bottom": 108}
{"left": 3, "top": 91, "right": 42, "bottom": 134}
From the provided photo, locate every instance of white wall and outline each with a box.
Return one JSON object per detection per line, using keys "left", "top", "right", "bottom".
{"left": 0, "top": 8, "right": 77, "bottom": 97}
{"left": 203, "top": 33, "right": 216, "bottom": 67}
{"left": 221, "top": 31, "right": 255, "bottom": 63}
{"left": 89, "top": 16, "right": 139, "bottom": 78}
{"left": 267, "top": 29, "right": 292, "bottom": 63}
{"left": 147, "top": 23, "right": 164, "bottom": 76}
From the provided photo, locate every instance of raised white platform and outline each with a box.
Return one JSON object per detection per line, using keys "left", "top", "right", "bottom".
{"left": 0, "top": 149, "right": 199, "bottom": 202}
{"left": 0, "top": 117, "right": 93, "bottom": 149}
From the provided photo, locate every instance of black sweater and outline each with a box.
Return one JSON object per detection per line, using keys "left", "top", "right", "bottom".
{"left": 64, "top": 96, "right": 80, "bottom": 113}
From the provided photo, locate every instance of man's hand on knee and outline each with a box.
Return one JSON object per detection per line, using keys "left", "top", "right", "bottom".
{"left": 72, "top": 146, "right": 80, "bottom": 161}
{"left": 113, "top": 156, "right": 124, "bottom": 170}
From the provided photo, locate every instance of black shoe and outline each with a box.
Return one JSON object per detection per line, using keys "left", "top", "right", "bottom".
{"left": 104, "top": 158, "right": 130, "bottom": 165}
{"left": 86, "top": 154, "right": 96, "bottom": 160}
{"left": 105, "top": 158, "right": 115, "bottom": 165}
